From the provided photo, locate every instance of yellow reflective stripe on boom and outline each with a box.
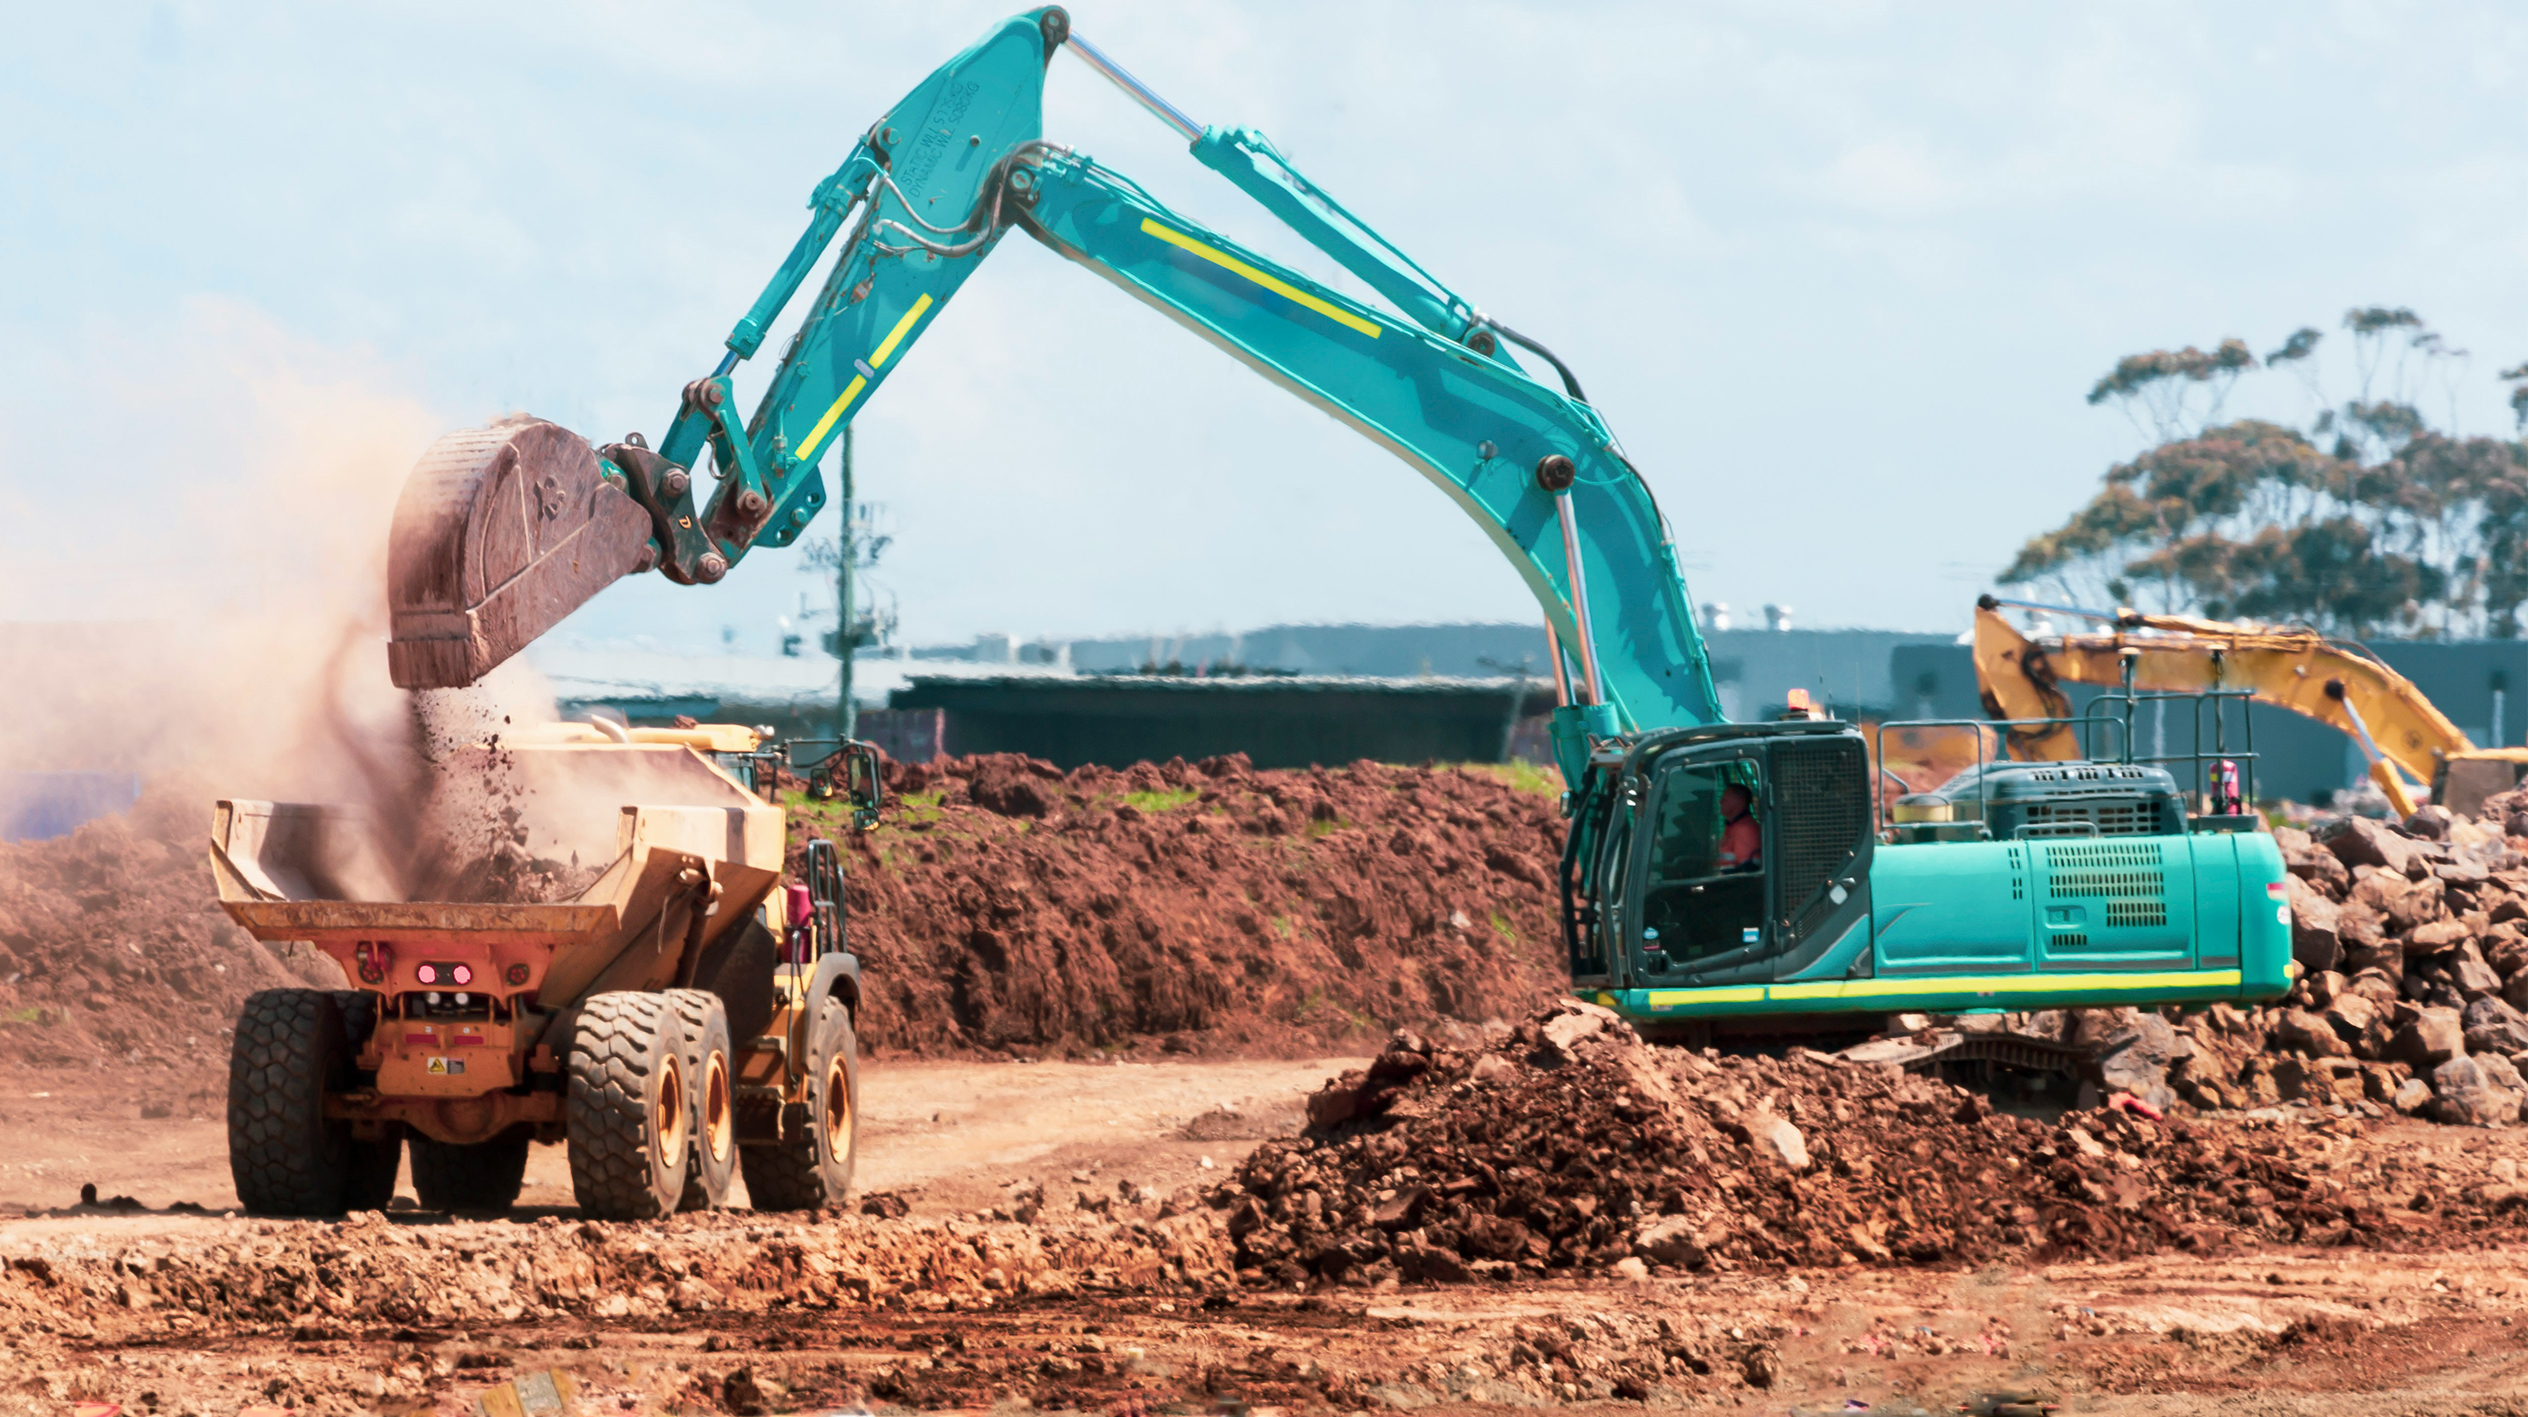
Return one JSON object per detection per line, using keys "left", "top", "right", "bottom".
{"left": 1139, "top": 218, "right": 1382, "bottom": 338}
{"left": 1636, "top": 968, "right": 2244, "bottom": 1010}
{"left": 797, "top": 293, "right": 935, "bottom": 463}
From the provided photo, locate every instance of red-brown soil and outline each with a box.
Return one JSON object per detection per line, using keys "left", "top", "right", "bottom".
{"left": 1224, "top": 1001, "right": 2528, "bottom": 1288}
{"left": 0, "top": 778, "right": 342, "bottom": 1070}
{"left": 0, "top": 756, "right": 1569, "bottom": 1070}
{"left": 807, "top": 753, "right": 1570, "bottom": 1060}
{"left": 5, "top": 1046, "right": 2528, "bottom": 1416}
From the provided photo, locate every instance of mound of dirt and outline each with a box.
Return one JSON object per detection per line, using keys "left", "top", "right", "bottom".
{"left": 1217, "top": 1001, "right": 2528, "bottom": 1288}
{"left": 814, "top": 753, "right": 1570, "bottom": 1058}
{"left": 0, "top": 779, "right": 342, "bottom": 1070}
{"left": 0, "top": 754, "right": 1569, "bottom": 1070}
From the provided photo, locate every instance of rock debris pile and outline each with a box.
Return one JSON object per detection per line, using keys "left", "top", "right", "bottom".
{"left": 2240, "top": 797, "right": 2528, "bottom": 1125}
{"left": 826, "top": 753, "right": 1570, "bottom": 1058}
{"left": 1218, "top": 1001, "right": 2526, "bottom": 1287}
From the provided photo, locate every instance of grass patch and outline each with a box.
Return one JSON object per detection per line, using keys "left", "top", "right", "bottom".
{"left": 0, "top": 1006, "right": 48, "bottom": 1026}
{"left": 1268, "top": 913, "right": 1298, "bottom": 941}
{"left": 1304, "top": 815, "right": 1355, "bottom": 838}
{"left": 1488, "top": 911, "right": 1520, "bottom": 945}
{"left": 1121, "top": 786, "right": 1200, "bottom": 814}
{"left": 1458, "top": 760, "right": 1564, "bottom": 798}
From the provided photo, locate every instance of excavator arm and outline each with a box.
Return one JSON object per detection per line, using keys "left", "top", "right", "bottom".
{"left": 1970, "top": 596, "right": 2468, "bottom": 815}
{"left": 385, "top": 7, "right": 1723, "bottom": 771}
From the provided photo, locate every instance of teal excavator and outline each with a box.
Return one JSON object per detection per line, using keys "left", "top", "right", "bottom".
{"left": 386, "top": 9, "right": 2295, "bottom": 1044}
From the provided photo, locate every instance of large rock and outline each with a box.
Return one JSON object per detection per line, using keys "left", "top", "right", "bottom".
{"left": 2078, "top": 1009, "right": 2184, "bottom": 1111}
{"left": 2347, "top": 969, "right": 2404, "bottom": 1009}
{"left": 2405, "top": 918, "right": 2473, "bottom": 954}
{"left": 2463, "top": 996, "right": 2528, "bottom": 1056}
{"left": 2370, "top": 875, "right": 2449, "bottom": 934}
{"left": 2280, "top": 828, "right": 2352, "bottom": 900}
{"left": 1633, "top": 1215, "right": 1705, "bottom": 1267}
{"left": 2508, "top": 968, "right": 2528, "bottom": 1014}
{"left": 2407, "top": 805, "right": 2456, "bottom": 841}
{"left": 2321, "top": 991, "right": 2389, "bottom": 1059}
{"left": 1537, "top": 1002, "right": 1622, "bottom": 1058}
{"left": 2336, "top": 897, "right": 2388, "bottom": 950}
{"left": 2321, "top": 817, "right": 2428, "bottom": 877}
{"left": 2429, "top": 1055, "right": 2524, "bottom": 1127}
{"left": 2388, "top": 1007, "right": 2467, "bottom": 1070}
{"left": 1747, "top": 1110, "right": 1810, "bottom": 1172}
{"left": 2284, "top": 875, "right": 2343, "bottom": 975}
{"left": 2485, "top": 925, "right": 2528, "bottom": 975}
{"left": 2453, "top": 942, "right": 2506, "bottom": 999}
{"left": 2405, "top": 963, "right": 2469, "bottom": 1012}
{"left": 2167, "top": 1047, "right": 2248, "bottom": 1111}
{"left": 2275, "top": 1007, "right": 2354, "bottom": 1059}
{"left": 2479, "top": 1051, "right": 2528, "bottom": 1099}
{"left": 2274, "top": 1056, "right": 2363, "bottom": 1105}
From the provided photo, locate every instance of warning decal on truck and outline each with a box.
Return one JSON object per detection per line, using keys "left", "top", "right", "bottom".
{"left": 426, "top": 1056, "right": 467, "bottom": 1076}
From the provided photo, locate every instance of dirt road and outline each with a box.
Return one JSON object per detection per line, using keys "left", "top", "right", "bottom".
{"left": 0, "top": 1056, "right": 1339, "bottom": 1217}
{"left": 6, "top": 1057, "right": 2528, "bottom": 1416}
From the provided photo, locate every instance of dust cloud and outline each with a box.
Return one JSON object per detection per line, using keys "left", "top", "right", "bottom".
{"left": 0, "top": 297, "right": 566, "bottom": 889}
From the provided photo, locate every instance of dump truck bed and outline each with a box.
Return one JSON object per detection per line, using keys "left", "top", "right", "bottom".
{"left": 209, "top": 743, "right": 785, "bottom": 1009}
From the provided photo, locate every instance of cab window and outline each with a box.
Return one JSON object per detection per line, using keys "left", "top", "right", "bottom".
{"left": 1637, "top": 758, "right": 1765, "bottom": 973}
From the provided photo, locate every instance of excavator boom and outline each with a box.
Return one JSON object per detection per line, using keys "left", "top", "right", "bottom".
{"left": 382, "top": 5, "right": 1722, "bottom": 763}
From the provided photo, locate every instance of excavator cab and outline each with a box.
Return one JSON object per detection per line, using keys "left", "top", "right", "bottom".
{"left": 1567, "top": 722, "right": 1876, "bottom": 1001}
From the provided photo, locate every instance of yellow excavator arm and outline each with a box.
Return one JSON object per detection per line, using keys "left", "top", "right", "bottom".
{"left": 1969, "top": 597, "right": 2478, "bottom": 817}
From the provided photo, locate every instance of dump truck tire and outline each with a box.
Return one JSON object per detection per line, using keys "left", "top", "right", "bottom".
{"left": 565, "top": 991, "right": 692, "bottom": 1220}
{"left": 229, "top": 989, "right": 400, "bottom": 1217}
{"left": 739, "top": 995, "right": 857, "bottom": 1211}
{"left": 667, "top": 989, "right": 737, "bottom": 1211}
{"left": 410, "top": 1131, "right": 532, "bottom": 1213}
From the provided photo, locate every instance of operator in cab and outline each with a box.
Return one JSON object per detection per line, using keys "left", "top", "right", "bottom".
{"left": 1717, "top": 783, "right": 1761, "bottom": 871}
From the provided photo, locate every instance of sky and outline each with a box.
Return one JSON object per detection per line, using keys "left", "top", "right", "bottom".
{"left": 8, "top": 1, "right": 2528, "bottom": 655}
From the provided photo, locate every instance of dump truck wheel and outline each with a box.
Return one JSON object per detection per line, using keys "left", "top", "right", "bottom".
{"left": 229, "top": 989, "right": 399, "bottom": 1216}
{"left": 410, "top": 1131, "right": 532, "bottom": 1213}
{"left": 565, "top": 991, "right": 691, "bottom": 1220}
{"left": 667, "top": 989, "right": 737, "bottom": 1211}
{"left": 739, "top": 995, "right": 857, "bottom": 1211}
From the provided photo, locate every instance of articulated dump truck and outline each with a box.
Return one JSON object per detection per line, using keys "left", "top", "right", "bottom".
{"left": 210, "top": 725, "right": 882, "bottom": 1220}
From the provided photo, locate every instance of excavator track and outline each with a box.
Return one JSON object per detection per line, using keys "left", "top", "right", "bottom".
{"left": 386, "top": 418, "right": 654, "bottom": 690}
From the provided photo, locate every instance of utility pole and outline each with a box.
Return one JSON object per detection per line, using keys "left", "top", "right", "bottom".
{"left": 837, "top": 424, "right": 856, "bottom": 742}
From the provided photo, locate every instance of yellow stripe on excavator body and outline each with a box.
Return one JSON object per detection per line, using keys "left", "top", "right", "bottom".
{"left": 1139, "top": 219, "right": 1382, "bottom": 339}
{"left": 796, "top": 293, "right": 935, "bottom": 464}
{"left": 1603, "top": 967, "right": 2245, "bottom": 1016}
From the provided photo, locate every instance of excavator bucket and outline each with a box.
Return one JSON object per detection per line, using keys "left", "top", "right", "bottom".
{"left": 386, "top": 418, "right": 656, "bottom": 689}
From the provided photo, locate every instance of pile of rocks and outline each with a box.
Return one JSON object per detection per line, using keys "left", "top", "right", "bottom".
{"left": 1219, "top": 1002, "right": 2400, "bottom": 1287}
{"left": 2252, "top": 796, "right": 2528, "bottom": 1126}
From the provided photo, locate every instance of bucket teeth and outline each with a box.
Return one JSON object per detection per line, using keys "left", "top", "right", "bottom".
{"left": 386, "top": 418, "right": 656, "bottom": 689}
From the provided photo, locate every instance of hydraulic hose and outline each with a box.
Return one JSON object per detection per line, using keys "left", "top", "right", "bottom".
{"left": 1480, "top": 317, "right": 1589, "bottom": 405}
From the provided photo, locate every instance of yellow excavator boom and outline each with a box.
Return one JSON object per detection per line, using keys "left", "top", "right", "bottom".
{"left": 1969, "top": 598, "right": 2485, "bottom": 817}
